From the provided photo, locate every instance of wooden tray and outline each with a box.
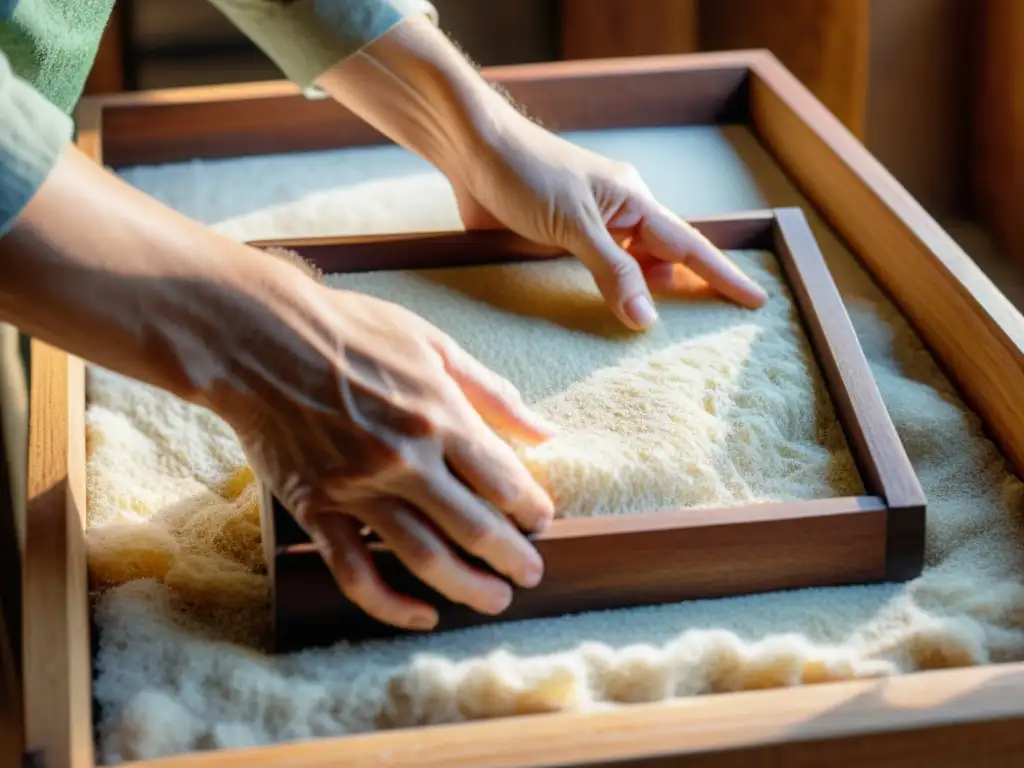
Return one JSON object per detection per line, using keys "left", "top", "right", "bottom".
{"left": 16, "top": 49, "right": 1024, "bottom": 768}
{"left": 251, "top": 208, "right": 926, "bottom": 650}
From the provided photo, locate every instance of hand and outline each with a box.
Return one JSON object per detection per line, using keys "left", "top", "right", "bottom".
{"left": 0, "top": 137, "right": 557, "bottom": 634}
{"left": 313, "top": 14, "right": 767, "bottom": 332}
{"left": 215, "top": 270, "right": 556, "bottom": 631}
{"left": 448, "top": 112, "right": 769, "bottom": 331}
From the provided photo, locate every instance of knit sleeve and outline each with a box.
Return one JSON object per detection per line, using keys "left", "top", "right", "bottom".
{"left": 206, "top": 0, "right": 440, "bottom": 91}
{"left": 0, "top": 47, "right": 73, "bottom": 238}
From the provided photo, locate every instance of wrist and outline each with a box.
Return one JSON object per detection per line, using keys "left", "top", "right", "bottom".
{"left": 0, "top": 144, "right": 313, "bottom": 410}
{"left": 314, "top": 14, "right": 519, "bottom": 183}
{"left": 183, "top": 251, "right": 331, "bottom": 421}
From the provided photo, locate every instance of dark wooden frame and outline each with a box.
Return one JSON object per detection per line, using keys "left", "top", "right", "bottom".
{"left": 251, "top": 208, "right": 926, "bottom": 650}
{"left": 14, "top": 49, "right": 1024, "bottom": 768}
{"left": 0, "top": 397, "right": 26, "bottom": 766}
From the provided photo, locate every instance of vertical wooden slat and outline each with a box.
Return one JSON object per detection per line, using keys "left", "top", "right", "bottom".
{"left": 22, "top": 344, "right": 92, "bottom": 768}
{"left": 75, "top": 101, "right": 104, "bottom": 166}
{"left": 560, "top": 0, "right": 698, "bottom": 60}
{"left": 865, "top": 0, "right": 974, "bottom": 219}
{"left": 84, "top": 2, "right": 127, "bottom": 95}
{"left": 699, "top": 0, "right": 871, "bottom": 138}
{"left": 972, "top": 0, "right": 1024, "bottom": 265}
{"left": 0, "top": 320, "right": 27, "bottom": 764}
{"left": 0, "top": 436, "right": 24, "bottom": 768}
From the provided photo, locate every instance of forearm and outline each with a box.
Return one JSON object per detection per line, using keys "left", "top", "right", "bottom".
{"left": 0, "top": 143, "right": 301, "bottom": 405}
{"left": 313, "top": 14, "right": 517, "bottom": 181}
{"left": 206, "top": 2, "right": 497, "bottom": 178}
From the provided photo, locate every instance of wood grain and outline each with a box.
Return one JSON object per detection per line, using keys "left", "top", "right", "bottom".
{"left": 115, "top": 661, "right": 1024, "bottom": 768}
{"left": 256, "top": 211, "right": 921, "bottom": 649}
{"left": 74, "top": 100, "right": 104, "bottom": 167}
{"left": 0, "top": 572, "right": 23, "bottom": 768}
{"left": 699, "top": 0, "right": 871, "bottom": 138}
{"left": 272, "top": 495, "right": 887, "bottom": 648}
{"left": 0, "top": 340, "right": 24, "bottom": 766}
{"left": 40, "top": 51, "right": 1024, "bottom": 766}
{"left": 22, "top": 343, "right": 92, "bottom": 768}
{"left": 79, "top": 51, "right": 753, "bottom": 168}
{"left": 772, "top": 207, "right": 926, "bottom": 578}
{"left": 864, "top": 0, "right": 973, "bottom": 219}
{"left": 249, "top": 212, "right": 777, "bottom": 273}
{"left": 972, "top": 0, "right": 1024, "bottom": 264}
{"left": 560, "top": 0, "right": 698, "bottom": 60}
{"left": 749, "top": 51, "right": 1024, "bottom": 480}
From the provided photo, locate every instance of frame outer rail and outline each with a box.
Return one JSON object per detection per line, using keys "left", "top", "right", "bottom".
{"left": 22, "top": 343, "right": 92, "bottom": 768}
{"left": 118, "top": 661, "right": 1024, "bottom": 768}
{"left": 749, "top": 51, "right": 1024, "bottom": 479}
{"left": 28, "top": 50, "right": 1024, "bottom": 767}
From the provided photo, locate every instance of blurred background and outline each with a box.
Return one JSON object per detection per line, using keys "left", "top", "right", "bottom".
{"left": 82, "top": 0, "right": 1022, "bottom": 305}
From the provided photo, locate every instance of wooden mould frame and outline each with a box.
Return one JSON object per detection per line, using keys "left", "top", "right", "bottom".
{"left": 17, "top": 49, "right": 1024, "bottom": 768}
{"left": 254, "top": 208, "right": 926, "bottom": 650}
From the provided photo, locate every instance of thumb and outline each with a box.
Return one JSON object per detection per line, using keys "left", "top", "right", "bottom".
{"left": 571, "top": 218, "right": 658, "bottom": 331}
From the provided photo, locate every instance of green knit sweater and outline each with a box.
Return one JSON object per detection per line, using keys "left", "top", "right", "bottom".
{"left": 0, "top": 0, "right": 437, "bottom": 237}
{"left": 0, "top": 0, "right": 116, "bottom": 114}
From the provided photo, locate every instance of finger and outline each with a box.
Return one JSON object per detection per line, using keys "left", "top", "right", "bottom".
{"left": 360, "top": 498, "right": 514, "bottom": 616}
{"left": 637, "top": 203, "right": 769, "bottom": 308}
{"left": 308, "top": 509, "right": 439, "bottom": 631}
{"left": 404, "top": 470, "right": 545, "bottom": 590}
{"left": 445, "top": 402, "right": 555, "bottom": 534}
{"left": 570, "top": 215, "right": 659, "bottom": 331}
{"left": 641, "top": 260, "right": 718, "bottom": 299}
{"left": 433, "top": 338, "right": 556, "bottom": 444}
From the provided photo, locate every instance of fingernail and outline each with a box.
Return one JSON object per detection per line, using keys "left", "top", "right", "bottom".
{"left": 522, "top": 557, "right": 544, "bottom": 589}
{"left": 488, "top": 586, "right": 515, "bottom": 614}
{"left": 625, "top": 296, "right": 658, "bottom": 329}
{"left": 408, "top": 613, "right": 438, "bottom": 631}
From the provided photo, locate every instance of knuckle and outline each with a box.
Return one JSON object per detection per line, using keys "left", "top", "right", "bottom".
{"left": 608, "top": 254, "right": 642, "bottom": 285}
{"left": 614, "top": 160, "right": 642, "bottom": 182}
{"left": 622, "top": 166, "right": 651, "bottom": 196}
{"left": 328, "top": 437, "right": 407, "bottom": 486}
{"left": 325, "top": 545, "right": 374, "bottom": 603}
{"left": 416, "top": 401, "right": 457, "bottom": 443}
{"left": 376, "top": 438, "right": 407, "bottom": 466}
{"left": 293, "top": 501, "right": 317, "bottom": 530}
{"left": 403, "top": 538, "right": 443, "bottom": 574}
{"left": 322, "top": 541, "right": 357, "bottom": 584}
{"left": 489, "top": 479, "right": 520, "bottom": 511}
{"left": 431, "top": 330, "right": 458, "bottom": 356}
{"left": 489, "top": 374, "right": 524, "bottom": 408}
{"left": 278, "top": 475, "right": 312, "bottom": 514}
{"left": 339, "top": 573, "right": 374, "bottom": 607}
{"left": 428, "top": 333, "right": 461, "bottom": 372}
{"left": 461, "top": 520, "right": 499, "bottom": 556}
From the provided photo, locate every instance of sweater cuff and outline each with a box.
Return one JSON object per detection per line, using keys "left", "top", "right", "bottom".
{"left": 0, "top": 52, "right": 73, "bottom": 238}
{"left": 209, "top": 0, "right": 440, "bottom": 91}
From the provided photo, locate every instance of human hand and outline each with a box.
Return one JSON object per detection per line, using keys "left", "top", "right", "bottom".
{"left": 0, "top": 139, "right": 555, "bottom": 633}
{"left": 448, "top": 113, "right": 769, "bottom": 331}
{"left": 313, "top": 15, "right": 766, "bottom": 333}
{"left": 214, "top": 263, "right": 556, "bottom": 631}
